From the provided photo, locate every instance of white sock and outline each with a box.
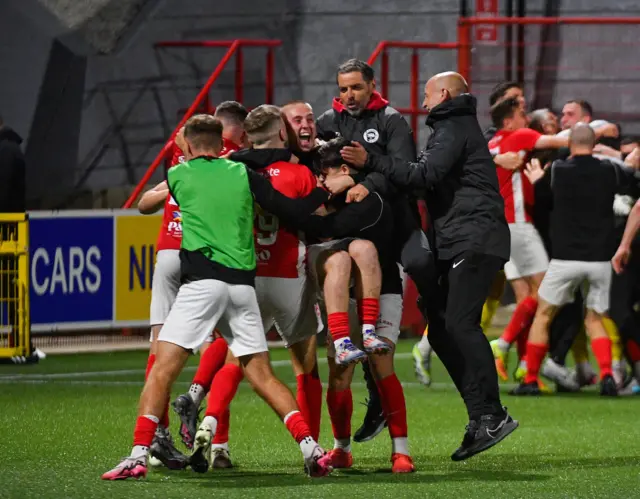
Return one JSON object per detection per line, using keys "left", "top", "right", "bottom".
{"left": 201, "top": 415, "right": 218, "bottom": 435}
{"left": 299, "top": 436, "right": 318, "bottom": 460}
{"left": 131, "top": 445, "right": 149, "bottom": 460}
{"left": 612, "top": 360, "right": 622, "bottom": 371}
{"left": 334, "top": 437, "right": 351, "bottom": 453}
{"left": 518, "top": 359, "right": 527, "bottom": 370}
{"left": 189, "top": 383, "right": 206, "bottom": 406}
{"left": 211, "top": 442, "right": 229, "bottom": 451}
{"left": 392, "top": 437, "right": 409, "bottom": 456}
{"left": 497, "top": 338, "right": 510, "bottom": 352}
{"left": 417, "top": 335, "right": 432, "bottom": 357}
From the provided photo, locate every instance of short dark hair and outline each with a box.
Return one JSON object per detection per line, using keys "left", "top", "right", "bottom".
{"left": 315, "top": 137, "right": 354, "bottom": 172}
{"left": 621, "top": 136, "right": 640, "bottom": 146}
{"left": 184, "top": 114, "right": 223, "bottom": 150}
{"left": 336, "top": 59, "right": 374, "bottom": 83}
{"left": 490, "top": 97, "right": 520, "bottom": 129}
{"left": 566, "top": 99, "right": 593, "bottom": 118}
{"left": 489, "top": 81, "right": 522, "bottom": 106}
{"left": 214, "top": 100, "right": 248, "bottom": 125}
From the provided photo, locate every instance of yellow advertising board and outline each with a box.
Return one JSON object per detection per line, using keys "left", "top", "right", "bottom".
{"left": 114, "top": 214, "right": 162, "bottom": 322}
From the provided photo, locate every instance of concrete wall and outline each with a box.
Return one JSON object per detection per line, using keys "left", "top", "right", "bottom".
{"left": 2, "top": 0, "right": 640, "bottom": 207}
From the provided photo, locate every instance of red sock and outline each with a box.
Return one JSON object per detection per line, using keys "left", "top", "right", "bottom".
{"left": 516, "top": 326, "right": 530, "bottom": 361}
{"left": 326, "top": 388, "right": 352, "bottom": 439}
{"left": 357, "top": 298, "right": 380, "bottom": 326}
{"left": 205, "top": 363, "right": 243, "bottom": 420}
{"left": 591, "top": 337, "right": 613, "bottom": 379}
{"left": 192, "top": 337, "right": 228, "bottom": 389}
{"left": 377, "top": 374, "right": 407, "bottom": 438}
{"left": 296, "top": 373, "right": 323, "bottom": 442}
{"left": 213, "top": 409, "right": 230, "bottom": 444}
{"left": 144, "top": 354, "right": 156, "bottom": 380}
{"left": 133, "top": 415, "right": 158, "bottom": 448}
{"left": 524, "top": 342, "right": 548, "bottom": 384}
{"left": 626, "top": 340, "right": 640, "bottom": 363}
{"left": 327, "top": 312, "right": 350, "bottom": 341}
{"left": 502, "top": 296, "right": 538, "bottom": 345}
{"left": 284, "top": 411, "right": 312, "bottom": 444}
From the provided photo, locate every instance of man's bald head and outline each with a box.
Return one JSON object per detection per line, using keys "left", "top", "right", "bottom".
{"left": 569, "top": 123, "right": 596, "bottom": 155}
{"left": 423, "top": 71, "right": 469, "bottom": 112}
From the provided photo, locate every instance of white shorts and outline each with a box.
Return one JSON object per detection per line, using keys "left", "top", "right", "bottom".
{"left": 538, "top": 259, "right": 612, "bottom": 314}
{"left": 504, "top": 223, "right": 549, "bottom": 280}
{"left": 150, "top": 249, "right": 181, "bottom": 326}
{"left": 326, "top": 294, "right": 403, "bottom": 358}
{"left": 255, "top": 276, "right": 323, "bottom": 348}
{"left": 158, "top": 279, "right": 268, "bottom": 357}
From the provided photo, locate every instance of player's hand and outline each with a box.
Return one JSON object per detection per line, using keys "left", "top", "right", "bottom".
{"left": 593, "top": 144, "right": 622, "bottom": 159}
{"left": 341, "top": 141, "right": 368, "bottom": 168}
{"left": 612, "top": 245, "right": 631, "bottom": 274}
{"left": 346, "top": 184, "right": 370, "bottom": 203}
{"left": 494, "top": 152, "right": 523, "bottom": 171}
{"left": 174, "top": 126, "right": 187, "bottom": 154}
{"left": 323, "top": 174, "right": 355, "bottom": 195}
{"left": 524, "top": 158, "right": 545, "bottom": 184}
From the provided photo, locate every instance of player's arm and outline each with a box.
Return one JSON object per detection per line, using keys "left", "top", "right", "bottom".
{"left": 363, "top": 124, "right": 465, "bottom": 189}
{"left": 613, "top": 199, "right": 640, "bottom": 274}
{"left": 138, "top": 180, "right": 169, "bottom": 214}
{"left": 301, "top": 194, "right": 384, "bottom": 240}
{"left": 246, "top": 168, "right": 329, "bottom": 229}
{"left": 494, "top": 152, "right": 523, "bottom": 171}
{"left": 534, "top": 134, "right": 569, "bottom": 150}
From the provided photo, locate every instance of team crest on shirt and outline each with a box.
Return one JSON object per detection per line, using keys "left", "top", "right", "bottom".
{"left": 363, "top": 129, "right": 379, "bottom": 143}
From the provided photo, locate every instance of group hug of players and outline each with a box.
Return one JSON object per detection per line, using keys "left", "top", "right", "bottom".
{"left": 101, "top": 59, "right": 640, "bottom": 481}
{"left": 412, "top": 83, "right": 640, "bottom": 397}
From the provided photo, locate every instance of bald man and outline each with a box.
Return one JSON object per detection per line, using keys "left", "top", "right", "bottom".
{"left": 353, "top": 71, "right": 518, "bottom": 461}
{"left": 513, "top": 124, "right": 638, "bottom": 397}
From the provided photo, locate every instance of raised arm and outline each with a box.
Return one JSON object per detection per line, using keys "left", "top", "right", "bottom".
{"left": 138, "top": 181, "right": 169, "bottom": 214}
{"left": 246, "top": 168, "right": 329, "bottom": 229}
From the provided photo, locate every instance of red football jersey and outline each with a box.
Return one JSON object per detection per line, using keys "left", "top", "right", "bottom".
{"left": 489, "top": 128, "right": 541, "bottom": 224}
{"left": 156, "top": 138, "right": 241, "bottom": 251}
{"left": 254, "top": 161, "right": 317, "bottom": 278}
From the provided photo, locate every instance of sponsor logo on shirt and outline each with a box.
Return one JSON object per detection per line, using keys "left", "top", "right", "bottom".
{"left": 167, "top": 210, "right": 182, "bottom": 233}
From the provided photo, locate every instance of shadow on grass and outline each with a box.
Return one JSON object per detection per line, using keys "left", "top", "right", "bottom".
{"left": 150, "top": 453, "right": 637, "bottom": 489}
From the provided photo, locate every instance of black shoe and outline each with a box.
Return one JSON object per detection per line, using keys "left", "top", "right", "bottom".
{"left": 509, "top": 382, "right": 541, "bottom": 396}
{"left": 451, "top": 410, "right": 519, "bottom": 461}
{"left": 600, "top": 374, "right": 618, "bottom": 397}
{"left": 150, "top": 426, "right": 190, "bottom": 470}
{"left": 353, "top": 361, "right": 387, "bottom": 443}
{"left": 172, "top": 394, "right": 199, "bottom": 449}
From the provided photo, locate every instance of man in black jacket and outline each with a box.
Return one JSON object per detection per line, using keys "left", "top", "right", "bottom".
{"left": 315, "top": 59, "right": 434, "bottom": 444}
{"left": 357, "top": 71, "right": 518, "bottom": 461}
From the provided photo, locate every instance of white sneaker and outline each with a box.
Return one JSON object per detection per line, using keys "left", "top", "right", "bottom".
{"left": 211, "top": 447, "right": 233, "bottom": 469}
{"left": 303, "top": 443, "right": 333, "bottom": 477}
{"left": 334, "top": 339, "right": 366, "bottom": 366}
{"left": 541, "top": 358, "right": 580, "bottom": 391}
{"left": 190, "top": 423, "right": 213, "bottom": 473}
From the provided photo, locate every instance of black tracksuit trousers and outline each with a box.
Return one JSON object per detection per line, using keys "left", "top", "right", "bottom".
{"left": 423, "top": 251, "right": 505, "bottom": 420}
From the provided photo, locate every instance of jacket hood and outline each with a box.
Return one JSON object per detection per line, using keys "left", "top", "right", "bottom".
{"left": 0, "top": 127, "right": 23, "bottom": 145}
{"left": 332, "top": 91, "right": 389, "bottom": 113}
{"left": 426, "top": 94, "right": 477, "bottom": 125}
{"left": 229, "top": 148, "right": 291, "bottom": 171}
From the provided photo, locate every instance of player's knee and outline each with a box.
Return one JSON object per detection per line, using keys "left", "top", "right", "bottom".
{"left": 240, "top": 351, "right": 274, "bottom": 386}
{"left": 324, "top": 251, "right": 351, "bottom": 275}
{"left": 584, "top": 308, "right": 603, "bottom": 329}
{"left": 348, "top": 239, "right": 378, "bottom": 265}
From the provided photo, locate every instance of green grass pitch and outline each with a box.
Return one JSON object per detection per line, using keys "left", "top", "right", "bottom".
{"left": 1, "top": 337, "right": 638, "bottom": 498}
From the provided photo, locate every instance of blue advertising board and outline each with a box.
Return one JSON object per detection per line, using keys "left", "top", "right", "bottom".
{"left": 29, "top": 214, "right": 114, "bottom": 330}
